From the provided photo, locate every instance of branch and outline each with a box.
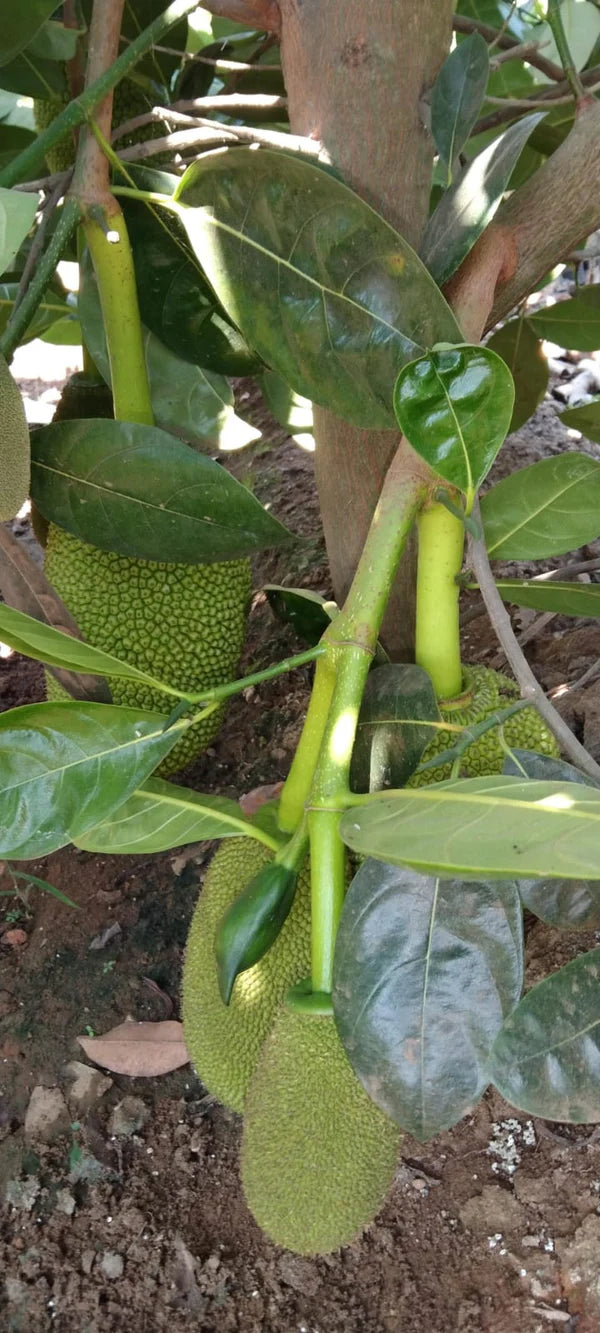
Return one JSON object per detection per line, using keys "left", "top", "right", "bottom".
{"left": 71, "top": 0, "right": 124, "bottom": 211}
{"left": 468, "top": 500, "right": 600, "bottom": 781}
{"left": 472, "top": 64, "right": 600, "bottom": 134}
{"left": 487, "top": 96, "right": 600, "bottom": 327}
{"left": 199, "top": 0, "right": 280, "bottom": 32}
{"left": 452, "top": 13, "right": 564, "bottom": 82}
{"left": 114, "top": 122, "right": 328, "bottom": 162}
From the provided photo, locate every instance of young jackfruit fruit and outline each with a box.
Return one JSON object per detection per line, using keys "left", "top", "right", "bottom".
{"left": 0, "top": 351, "right": 29, "bottom": 521}
{"left": 241, "top": 1007, "right": 401, "bottom": 1255}
{"left": 34, "top": 78, "right": 172, "bottom": 174}
{"left": 44, "top": 524, "right": 251, "bottom": 773}
{"left": 407, "top": 664, "right": 559, "bottom": 786}
{"left": 183, "top": 838, "right": 312, "bottom": 1111}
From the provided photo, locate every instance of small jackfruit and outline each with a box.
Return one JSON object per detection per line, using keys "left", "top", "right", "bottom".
{"left": 408, "top": 665, "right": 559, "bottom": 785}
{"left": 241, "top": 1007, "right": 401, "bottom": 1255}
{"left": 44, "top": 523, "right": 251, "bottom": 773}
{"left": 183, "top": 839, "right": 312, "bottom": 1111}
{"left": 34, "top": 78, "right": 172, "bottom": 174}
{"left": 0, "top": 351, "right": 29, "bottom": 521}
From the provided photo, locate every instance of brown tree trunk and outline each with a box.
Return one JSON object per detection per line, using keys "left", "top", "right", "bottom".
{"left": 279, "top": 0, "right": 454, "bottom": 656}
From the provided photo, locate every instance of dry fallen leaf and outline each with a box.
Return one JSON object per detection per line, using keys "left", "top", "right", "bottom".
{"left": 239, "top": 781, "right": 284, "bottom": 816}
{"left": 77, "top": 1020, "right": 189, "bottom": 1077}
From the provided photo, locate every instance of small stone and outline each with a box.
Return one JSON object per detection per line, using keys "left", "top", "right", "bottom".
{"left": 120, "top": 1206, "right": 145, "bottom": 1233}
{"left": 108, "top": 1096, "right": 150, "bottom": 1137}
{"left": 4, "top": 1277, "right": 26, "bottom": 1304}
{"left": 459, "top": 1186, "right": 527, "bottom": 1236}
{"left": 101, "top": 1251, "right": 124, "bottom": 1280}
{"left": 24, "top": 1086, "right": 70, "bottom": 1143}
{"left": 557, "top": 1214, "right": 600, "bottom": 1320}
{"left": 5, "top": 1176, "right": 40, "bottom": 1211}
{"left": 81, "top": 1250, "right": 95, "bottom": 1275}
{"left": 276, "top": 1253, "right": 321, "bottom": 1296}
{"left": 55, "top": 1188, "right": 76, "bottom": 1216}
{"left": 2, "top": 929, "right": 27, "bottom": 948}
{"left": 64, "top": 1060, "right": 113, "bottom": 1114}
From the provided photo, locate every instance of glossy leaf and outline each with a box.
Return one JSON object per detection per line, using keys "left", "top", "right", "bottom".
{"left": 421, "top": 113, "right": 544, "bottom": 287}
{"left": 216, "top": 862, "right": 297, "bottom": 1004}
{"left": 481, "top": 453, "right": 600, "bottom": 560}
{"left": 527, "top": 287, "right": 600, "bottom": 352}
{"left": 264, "top": 585, "right": 335, "bottom": 646}
{"left": 0, "top": 602, "right": 186, "bottom": 697}
{"left": 0, "top": 187, "right": 38, "bottom": 277}
{"left": 0, "top": 0, "right": 58, "bottom": 66}
{"left": 560, "top": 399, "right": 600, "bottom": 444}
{"left": 0, "top": 701, "right": 184, "bottom": 860}
{"left": 393, "top": 345, "right": 514, "bottom": 505}
{"left": 485, "top": 320, "right": 548, "bottom": 434}
{"left": 75, "top": 776, "right": 265, "bottom": 854}
{"left": 333, "top": 859, "right": 523, "bottom": 1140}
{"left": 350, "top": 663, "right": 440, "bottom": 794}
{"left": 122, "top": 197, "right": 259, "bottom": 377}
{"left": 0, "top": 524, "right": 111, "bottom": 703}
{"left": 0, "top": 48, "right": 67, "bottom": 98}
{"left": 260, "top": 371, "right": 314, "bottom": 444}
{"left": 31, "top": 418, "right": 293, "bottom": 561}
{"left": 493, "top": 578, "right": 600, "bottom": 618}
{"left": 339, "top": 776, "right": 600, "bottom": 880}
{"left": 175, "top": 147, "right": 462, "bottom": 429}
{"left": 431, "top": 32, "right": 489, "bottom": 178}
{"left": 0, "top": 282, "right": 70, "bottom": 342}
{"left": 78, "top": 256, "right": 259, "bottom": 453}
{"left": 488, "top": 948, "right": 600, "bottom": 1122}
{"left": 26, "top": 20, "right": 81, "bottom": 63}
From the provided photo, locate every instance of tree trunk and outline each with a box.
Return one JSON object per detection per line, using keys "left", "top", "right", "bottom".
{"left": 279, "top": 0, "right": 454, "bottom": 656}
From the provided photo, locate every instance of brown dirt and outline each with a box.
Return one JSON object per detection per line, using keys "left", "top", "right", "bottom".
{"left": 2, "top": 376, "right": 600, "bottom": 1332}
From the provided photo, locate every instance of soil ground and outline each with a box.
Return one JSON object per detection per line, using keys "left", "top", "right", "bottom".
{"left": 3, "top": 347, "right": 600, "bottom": 1332}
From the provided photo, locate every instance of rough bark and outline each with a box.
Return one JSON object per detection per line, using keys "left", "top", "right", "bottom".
{"left": 279, "top": 0, "right": 454, "bottom": 657}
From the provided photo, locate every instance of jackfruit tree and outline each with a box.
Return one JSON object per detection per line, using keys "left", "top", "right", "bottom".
{"left": 5, "top": 0, "right": 600, "bottom": 1257}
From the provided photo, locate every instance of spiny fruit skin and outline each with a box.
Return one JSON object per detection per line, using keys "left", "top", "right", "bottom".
{"left": 407, "top": 665, "right": 559, "bottom": 785}
{"left": 183, "top": 839, "right": 312, "bottom": 1112}
{"left": 34, "top": 79, "right": 171, "bottom": 174}
{"left": 0, "top": 351, "right": 30, "bottom": 521}
{"left": 44, "top": 524, "right": 251, "bottom": 774}
{"left": 242, "top": 1008, "right": 401, "bottom": 1256}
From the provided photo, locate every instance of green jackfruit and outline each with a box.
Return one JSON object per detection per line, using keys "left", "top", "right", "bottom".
{"left": 241, "top": 1007, "right": 401, "bottom": 1255}
{"left": 44, "top": 524, "right": 251, "bottom": 773}
{"left": 182, "top": 838, "right": 312, "bottom": 1112}
{"left": 0, "top": 351, "right": 29, "bottom": 521}
{"left": 34, "top": 79, "right": 171, "bottom": 174}
{"left": 408, "top": 665, "right": 559, "bottom": 785}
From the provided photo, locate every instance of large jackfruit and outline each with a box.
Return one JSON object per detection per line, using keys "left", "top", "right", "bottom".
{"left": 408, "top": 664, "right": 559, "bottom": 786}
{"left": 241, "top": 1007, "right": 401, "bottom": 1255}
{"left": 0, "top": 351, "right": 29, "bottom": 521}
{"left": 44, "top": 524, "right": 250, "bottom": 772}
{"left": 182, "top": 838, "right": 312, "bottom": 1112}
{"left": 34, "top": 79, "right": 172, "bottom": 174}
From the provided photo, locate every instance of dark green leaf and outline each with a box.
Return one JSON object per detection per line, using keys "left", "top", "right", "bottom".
{"left": 339, "top": 776, "right": 600, "bottom": 880}
{"left": 123, "top": 197, "right": 259, "bottom": 376}
{"left": 0, "top": 50, "right": 67, "bottom": 98}
{"left": 333, "top": 859, "right": 523, "bottom": 1140}
{"left": 493, "top": 578, "right": 600, "bottom": 618}
{"left": 31, "top": 419, "right": 293, "bottom": 561}
{"left": 488, "top": 948, "right": 600, "bottom": 1122}
{"left": 75, "top": 776, "right": 267, "bottom": 853}
{"left": 503, "top": 749, "right": 600, "bottom": 789}
{"left": 0, "top": 281, "right": 70, "bottom": 343}
{"left": 421, "top": 113, "right": 544, "bottom": 287}
{"left": 485, "top": 320, "right": 548, "bottom": 433}
{"left": 0, "top": 186, "right": 38, "bottom": 276}
{"left": 264, "top": 585, "right": 335, "bottom": 646}
{"left": 27, "top": 20, "right": 81, "bottom": 63}
{"left": 0, "top": 124, "right": 36, "bottom": 173}
{"left": 259, "top": 371, "right": 313, "bottom": 442}
{"left": 560, "top": 399, "right": 600, "bottom": 444}
{"left": 0, "top": 0, "right": 59, "bottom": 66}
{"left": 527, "top": 287, "right": 600, "bottom": 352}
{"left": 481, "top": 453, "right": 600, "bottom": 559}
{"left": 393, "top": 345, "right": 514, "bottom": 505}
{"left": 216, "top": 862, "right": 297, "bottom": 1004}
{"left": 82, "top": 0, "right": 187, "bottom": 84}
{"left": 78, "top": 255, "right": 259, "bottom": 450}
{"left": 350, "top": 663, "right": 440, "bottom": 794}
{"left": 0, "top": 701, "right": 184, "bottom": 860}
{"left": 175, "top": 147, "right": 462, "bottom": 429}
{"left": 431, "top": 32, "right": 489, "bottom": 177}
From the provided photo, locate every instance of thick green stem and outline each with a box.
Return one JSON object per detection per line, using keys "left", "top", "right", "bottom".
{"left": 0, "top": 197, "right": 81, "bottom": 361}
{"left": 415, "top": 501, "right": 464, "bottom": 700}
{"left": 0, "top": 0, "right": 200, "bottom": 189}
{"left": 307, "top": 808, "right": 346, "bottom": 994}
{"left": 278, "top": 653, "right": 336, "bottom": 834}
{"left": 84, "top": 210, "right": 153, "bottom": 425}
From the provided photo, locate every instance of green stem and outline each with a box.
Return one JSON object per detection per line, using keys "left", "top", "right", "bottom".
{"left": 84, "top": 209, "right": 153, "bottom": 425}
{"left": 307, "top": 808, "right": 346, "bottom": 994}
{"left": 0, "top": 0, "right": 201, "bottom": 189}
{"left": 196, "top": 645, "right": 325, "bottom": 705}
{"left": 278, "top": 652, "right": 336, "bottom": 834}
{"left": 0, "top": 197, "right": 81, "bottom": 361}
{"left": 547, "top": 0, "right": 586, "bottom": 101}
{"left": 415, "top": 500, "right": 464, "bottom": 700}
